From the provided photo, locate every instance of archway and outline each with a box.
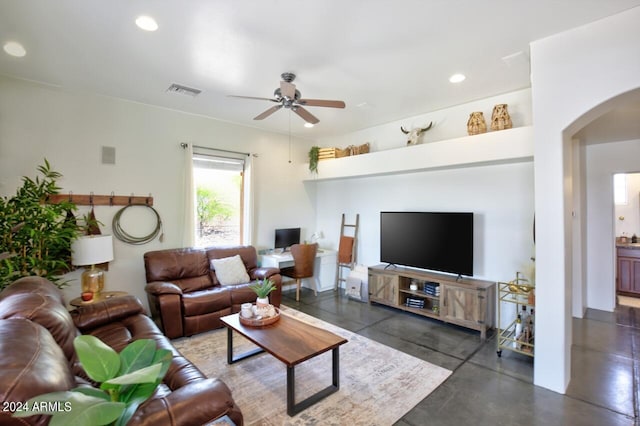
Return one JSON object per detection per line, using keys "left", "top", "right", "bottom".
{"left": 564, "top": 88, "right": 640, "bottom": 318}
{"left": 530, "top": 6, "right": 640, "bottom": 393}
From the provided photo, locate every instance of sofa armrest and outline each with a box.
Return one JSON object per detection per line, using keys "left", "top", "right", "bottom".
{"left": 147, "top": 292, "right": 184, "bottom": 339}
{"left": 128, "top": 378, "right": 243, "bottom": 426}
{"left": 146, "top": 281, "right": 183, "bottom": 296}
{"left": 250, "top": 267, "right": 280, "bottom": 280}
{"left": 71, "top": 295, "right": 145, "bottom": 331}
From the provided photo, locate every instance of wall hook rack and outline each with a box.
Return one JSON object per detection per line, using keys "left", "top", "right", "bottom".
{"left": 47, "top": 193, "right": 154, "bottom": 206}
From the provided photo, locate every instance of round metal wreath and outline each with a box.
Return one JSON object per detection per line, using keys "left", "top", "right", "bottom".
{"left": 112, "top": 204, "right": 162, "bottom": 245}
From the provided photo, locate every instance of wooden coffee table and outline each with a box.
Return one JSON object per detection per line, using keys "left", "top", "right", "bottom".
{"left": 220, "top": 312, "right": 348, "bottom": 416}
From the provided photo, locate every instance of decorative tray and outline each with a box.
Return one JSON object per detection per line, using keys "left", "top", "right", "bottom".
{"left": 239, "top": 307, "right": 281, "bottom": 327}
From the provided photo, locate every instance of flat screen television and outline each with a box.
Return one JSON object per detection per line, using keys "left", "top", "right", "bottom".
{"left": 380, "top": 211, "right": 474, "bottom": 276}
{"left": 274, "top": 227, "right": 300, "bottom": 251}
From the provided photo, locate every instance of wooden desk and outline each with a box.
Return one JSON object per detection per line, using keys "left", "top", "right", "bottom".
{"left": 261, "top": 249, "right": 337, "bottom": 292}
{"left": 69, "top": 291, "right": 128, "bottom": 308}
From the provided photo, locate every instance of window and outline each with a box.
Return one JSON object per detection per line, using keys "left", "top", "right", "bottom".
{"left": 614, "top": 173, "right": 628, "bottom": 205}
{"left": 192, "top": 150, "right": 246, "bottom": 247}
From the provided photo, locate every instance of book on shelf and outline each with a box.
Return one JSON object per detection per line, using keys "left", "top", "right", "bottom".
{"left": 405, "top": 297, "right": 425, "bottom": 309}
{"left": 406, "top": 303, "right": 425, "bottom": 309}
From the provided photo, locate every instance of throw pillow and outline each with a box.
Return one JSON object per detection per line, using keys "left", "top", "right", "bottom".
{"left": 211, "top": 255, "right": 250, "bottom": 286}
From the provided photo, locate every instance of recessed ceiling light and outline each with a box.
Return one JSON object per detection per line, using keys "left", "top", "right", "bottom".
{"left": 449, "top": 73, "right": 466, "bottom": 83}
{"left": 304, "top": 122, "right": 314, "bottom": 128}
{"left": 3, "top": 41, "right": 26, "bottom": 57}
{"left": 135, "top": 16, "right": 158, "bottom": 32}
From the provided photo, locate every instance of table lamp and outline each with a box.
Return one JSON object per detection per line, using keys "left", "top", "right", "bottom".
{"left": 71, "top": 235, "right": 114, "bottom": 297}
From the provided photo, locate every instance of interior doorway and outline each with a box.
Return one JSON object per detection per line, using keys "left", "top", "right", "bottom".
{"left": 614, "top": 172, "right": 640, "bottom": 303}
{"left": 614, "top": 173, "right": 640, "bottom": 242}
{"left": 571, "top": 90, "right": 640, "bottom": 317}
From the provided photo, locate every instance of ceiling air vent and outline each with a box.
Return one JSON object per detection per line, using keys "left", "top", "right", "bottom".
{"left": 166, "top": 83, "right": 202, "bottom": 97}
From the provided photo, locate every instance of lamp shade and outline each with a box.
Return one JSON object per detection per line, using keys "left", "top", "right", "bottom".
{"left": 71, "top": 235, "right": 114, "bottom": 266}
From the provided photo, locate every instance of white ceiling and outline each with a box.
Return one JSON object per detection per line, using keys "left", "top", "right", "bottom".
{"left": 1, "top": 0, "right": 640, "bottom": 139}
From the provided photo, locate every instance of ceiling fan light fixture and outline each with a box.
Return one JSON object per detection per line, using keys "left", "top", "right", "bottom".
{"left": 135, "top": 15, "right": 158, "bottom": 32}
{"left": 449, "top": 73, "right": 466, "bottom": 83}
{"left": 304, "top": 122, "right": 314, "bottom": 128}
{"left": 230, "top": 72, "right": 344, "bottom": 125}
{"left": 3, "top": 41, "right": 26, "bottom": 57}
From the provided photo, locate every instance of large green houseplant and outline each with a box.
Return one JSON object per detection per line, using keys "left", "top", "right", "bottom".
{"left": 14, "top": 335, "right": 172, "bottom": 426}
{"left": 0, "top": 160, "right": 81, "bottom": 290}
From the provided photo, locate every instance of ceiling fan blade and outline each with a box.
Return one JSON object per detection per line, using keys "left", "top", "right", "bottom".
{"left": 280, "top": 81, "right": 296, "bottom": 99}
{"left": 253, "top": 105, "right": 283, "bottom": 120}
{"left": 298, "top": 99, "right": 346, "bottom": 108}
{"left": 228, "top": 95, "right": 278, "bottom": 102}
{"left": 292, "top": 106, "right": 320, "bottom": 124}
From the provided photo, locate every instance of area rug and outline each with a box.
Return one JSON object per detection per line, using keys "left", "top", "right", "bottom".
{"left": 618, "top": 295, "right": 640, "bottom": 308}
{"left": 172, "top": 306, "right": 451, "bottom": 426}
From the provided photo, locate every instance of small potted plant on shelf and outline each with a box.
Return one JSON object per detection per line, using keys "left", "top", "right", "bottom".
{"left": 250, "top": 278, "right": 277, "bottom": 307}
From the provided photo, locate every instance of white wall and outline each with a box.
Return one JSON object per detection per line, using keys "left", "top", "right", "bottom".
{"left": 587, "top": 140, "right": 640, "bottom": 312}
{"left": 572, "top": 139, "right": 587, "bottom": 318}
{"left": 0, "top": 75, "right": 317, "bottom": 309}
{"left": 530, "top": 6, "right": 640, "bottom": 393}
{"left": 312, "top": 162, "right": 535, "bottom": 285}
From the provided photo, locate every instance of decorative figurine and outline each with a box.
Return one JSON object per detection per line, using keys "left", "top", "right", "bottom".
{"left": 400, "top": 122, "right": 433, "bottom": 145}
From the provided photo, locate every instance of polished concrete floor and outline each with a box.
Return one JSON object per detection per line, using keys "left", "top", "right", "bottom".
{"left": 282, "top": 288, "right": 640, "bottom": 426}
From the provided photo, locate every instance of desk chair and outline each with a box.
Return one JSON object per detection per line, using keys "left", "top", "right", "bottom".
{"left": 280, "top": 243, "right": 318, "bottom": 301}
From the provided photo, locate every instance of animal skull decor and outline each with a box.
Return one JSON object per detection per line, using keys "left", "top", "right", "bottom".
{"left": 400, "top": 122, "right": 433, "bottom": 145}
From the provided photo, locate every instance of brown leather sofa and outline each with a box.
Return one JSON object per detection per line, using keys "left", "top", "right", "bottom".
{"left": 144, "top": 245, "right": 282, "bottom": 339}
{"left": 0, "top": 276, "right": 243, "bottom": 426}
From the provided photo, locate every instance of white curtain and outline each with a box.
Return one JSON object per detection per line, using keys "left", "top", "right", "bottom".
{"left": 182, "top": 143, "right": 195, "bottom": 247}
{"left": 243, "top": 154, "right": 255, "bottom": 245}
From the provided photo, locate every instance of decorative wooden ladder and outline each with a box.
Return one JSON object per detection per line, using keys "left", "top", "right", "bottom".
{"left": 334, "top": 213, "right": 359, "bottom": 290}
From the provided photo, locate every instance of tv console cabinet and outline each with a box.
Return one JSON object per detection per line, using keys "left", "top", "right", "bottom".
{"left": 368, "top": 265, "right": 495, "bottom": 339}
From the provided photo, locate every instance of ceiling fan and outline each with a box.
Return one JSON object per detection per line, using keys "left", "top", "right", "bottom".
{"left": 228, "top": 72, "right": 346, "bottom": 124}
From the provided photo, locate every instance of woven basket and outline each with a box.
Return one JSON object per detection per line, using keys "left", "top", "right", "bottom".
{"left": 467, "top": 112, "right": 487, "bottom": 136}
{"left": 335, "top": 147, "right": 351, "bottom": 158}
{"left": 491, "top": 104, "right": 512, "bottom": 131}
{"left": 352, "top": 143, "right": 370, "bottom": 155}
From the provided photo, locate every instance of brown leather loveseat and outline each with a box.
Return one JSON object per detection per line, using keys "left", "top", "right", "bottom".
{"left": 144, "top": 245, "right": 282, "bottom": 339}
{"left": 0, "top": 276, "right": 243, "bottom": 426}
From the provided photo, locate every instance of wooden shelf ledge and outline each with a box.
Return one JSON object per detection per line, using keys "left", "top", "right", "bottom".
{"left": 303, "top": 126, "right": 533, "bottom": 182}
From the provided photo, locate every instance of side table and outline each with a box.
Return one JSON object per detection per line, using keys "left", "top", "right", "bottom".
{"left": 69, "top": 290, "right": 129, "bottom": 308}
